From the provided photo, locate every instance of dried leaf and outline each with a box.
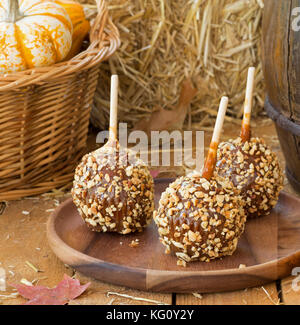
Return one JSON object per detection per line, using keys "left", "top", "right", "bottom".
{"left": 10, "top": 274, "right": 90, "bottom": 305}
{"left": 150, "top": 170, "right": 160, "bottom": 178}
{"left": 134, "top": 79, "right": 197, "bottom": 135}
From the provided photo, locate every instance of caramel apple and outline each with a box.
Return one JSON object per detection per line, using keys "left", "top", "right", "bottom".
{"left": 154, "top": 97, "right": 246, "bottom": 266}
{"left": 215, "top": 68, "right": 283, "bottom": 219}
{"left": 72, "top": 75, "right": 154, "bottom": 234}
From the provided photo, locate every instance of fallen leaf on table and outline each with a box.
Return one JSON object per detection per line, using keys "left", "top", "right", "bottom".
{"left": 10, "top": 274, "right": 90, "bottom": 305}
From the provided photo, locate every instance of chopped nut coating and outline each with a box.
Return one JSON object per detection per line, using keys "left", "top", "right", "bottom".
{"left": 154, "top": 173, "right": 246, "bottom": 264}
{"left": 216, "top": 137, "right": 283, "bottom": 219}
{"left": 72, "top": 142, "right": 154, "bottom": 234}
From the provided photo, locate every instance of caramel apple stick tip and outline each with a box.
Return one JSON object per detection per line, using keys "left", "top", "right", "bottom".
{"left": 211, "top": 96, "right": 229, "bottom": 144}
{"left": 111, "top": 74, "right": 119, "bottom": 81}
{"left": 109, "top": 75, "right": 119, "bottom": 142}
{"left": 244, "top": 67, "right": 255, "bottom": 117}
{"left": 246, "top": 67, "right": 255, "bottom": 86}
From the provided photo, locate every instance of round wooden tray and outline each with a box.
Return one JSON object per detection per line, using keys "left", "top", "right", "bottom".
{"left": 47, "top": 178, "right": 300, "bottom": 293}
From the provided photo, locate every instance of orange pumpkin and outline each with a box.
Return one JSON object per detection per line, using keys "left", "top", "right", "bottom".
{"left": 54, "top": 0, "right": 90, "bottom": 60}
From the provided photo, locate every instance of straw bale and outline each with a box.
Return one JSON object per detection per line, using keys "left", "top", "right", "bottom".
{"left": 81, "top": 0, "right": 265, "bottom": 130}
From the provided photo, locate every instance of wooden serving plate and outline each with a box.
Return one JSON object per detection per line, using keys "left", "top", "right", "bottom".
{"left": 47, "top": 178, "right": 300, "bottom": 293}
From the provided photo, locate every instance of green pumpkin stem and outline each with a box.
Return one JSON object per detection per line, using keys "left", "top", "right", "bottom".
{"left": 7, "top": 0, "right": 21, "bottom": 23}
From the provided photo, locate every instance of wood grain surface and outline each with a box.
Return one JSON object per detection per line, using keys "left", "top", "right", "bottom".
{"left": 176, "top": 283, "right": 279, "bottom": 305}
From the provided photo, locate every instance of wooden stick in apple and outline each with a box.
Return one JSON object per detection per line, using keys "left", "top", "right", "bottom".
{"left": 240, "top": 67, "right": 255, "bottom": 142}
{"left": 202, "top": 96, "right": 228, "bottom": 180}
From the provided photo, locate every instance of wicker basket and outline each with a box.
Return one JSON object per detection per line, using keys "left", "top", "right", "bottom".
{"left": 0, "top": 0, "right": 120, "bottom": 200}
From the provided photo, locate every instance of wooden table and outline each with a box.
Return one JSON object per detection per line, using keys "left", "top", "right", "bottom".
{"left": 1, "top": 119, "right": 300, "bottom": 305}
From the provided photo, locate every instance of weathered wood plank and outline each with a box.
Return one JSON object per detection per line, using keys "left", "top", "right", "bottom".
{"left": 176, "top": 283, "right": 280, "bottom": 305}
{"left": 0, "top": 197, "right": 73, "bottom": 305}
{"left": 281, "top": 275, "right": 300, "bottom": 305}
{"left": 69, "top": 273, "right": 172, "bottom": 305}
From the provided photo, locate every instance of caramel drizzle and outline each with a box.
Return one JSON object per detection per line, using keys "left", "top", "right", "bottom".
{"left": 240, "top": 122, "right": 251, "bottom": 142}
{"left": 202, "top": 141, "right": 218, "bottom": 180}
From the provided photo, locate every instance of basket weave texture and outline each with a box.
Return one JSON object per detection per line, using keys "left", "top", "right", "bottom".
{"left": 0, "top": 0, "right": 120, "bottom": 200}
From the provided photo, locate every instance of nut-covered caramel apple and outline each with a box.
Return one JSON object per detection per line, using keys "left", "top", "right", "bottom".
{"left": 72, "top": 142, "right": 154, "bottom": 234}
{"left": 215, "top": 68, "right": 283, "bottom": 219}
{"left": 216, "top": 137, "right": 283, "bottom": 219}
{"left": 72, "top": 75, "right": 154, "bottom": 234}
{"left": 154, "top": 97, "right": 247, "bottom": 266}
{"left": 154, "top": 173, "right": 246, "bottom": 266}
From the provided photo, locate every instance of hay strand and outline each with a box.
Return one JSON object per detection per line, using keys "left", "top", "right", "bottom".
{"left": 84, "top": 0, "right": 264, "bottom": 130}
